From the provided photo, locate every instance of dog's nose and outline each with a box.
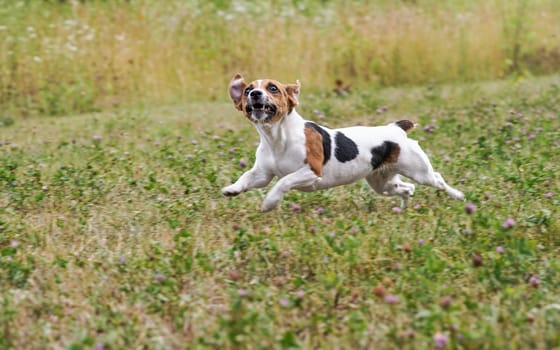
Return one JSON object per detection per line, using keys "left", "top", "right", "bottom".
{"left": 249, "top": 90, "right": 263, "bottom": 98}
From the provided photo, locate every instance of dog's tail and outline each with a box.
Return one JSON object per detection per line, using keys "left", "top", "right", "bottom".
{"left": 391, "top": 120, "right": 416, "bottom": 133}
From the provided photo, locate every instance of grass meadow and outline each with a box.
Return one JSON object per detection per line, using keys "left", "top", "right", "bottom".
{"left": 1, "top": 0, "right": 560, "bottom": 349}
{"left": 2, "top": 75, "right": 560, "bottom": 348}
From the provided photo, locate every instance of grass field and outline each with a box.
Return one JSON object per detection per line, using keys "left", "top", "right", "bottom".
{"left": 1, "top": 75, "right": 559, "bottom": 349}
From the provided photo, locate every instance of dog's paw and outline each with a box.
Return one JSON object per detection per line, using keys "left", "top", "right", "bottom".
{"left": 398, "top": 182, "right": 415, "bottom": 197}
{"left": 221, "top": 185, "right": 242, "bottom": 197}
{"left": 452, "top": 190, "right": 465, "bottom": 201}
{"left": 390, "top": 182, "right": 415, "bottom": 198}
{"left": 261, "top": 199, "right": 279, "bottom": 212}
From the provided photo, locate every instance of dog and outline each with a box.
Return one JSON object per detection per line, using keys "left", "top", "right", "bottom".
{"left": 222, "top": 73, "right": 464, "bottom": 211}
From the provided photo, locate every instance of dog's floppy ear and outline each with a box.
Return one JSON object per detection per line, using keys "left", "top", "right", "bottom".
{"left": 285, "top": 80, "right": 301, "bottom": 109}
{"left": 229, "top": 73, "right": 246, "bottom": 111}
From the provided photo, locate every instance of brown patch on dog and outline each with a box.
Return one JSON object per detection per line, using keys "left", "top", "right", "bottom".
{"left": 304, "top": 124, "right": 325, "bottom": 176}
{"left": 386, "top": 143, "right": 401, "bottom": 163}
{"left": 228, "top": 74, "right": 301, "bottom": 124}
{"left": 370, "top": 141, "right": 400, "bottom": 169}
{"left": 229, "top": 74, "right": 257, "bottom": 123}
{"left": 228, "top": 73, "right": 247, "bottom": 111}
{"left": 395, "top": 120, "right": 415, "bottom": 133}
{"left": 285, "top": 80, "right": 300, "bottom": 110}
{"left": 258, "top": 79, "right": 300, "bottom": 124}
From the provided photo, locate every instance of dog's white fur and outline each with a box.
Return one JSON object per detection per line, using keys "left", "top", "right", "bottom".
{"left": 222, "top": 74, "right": 464, "bottom": 211}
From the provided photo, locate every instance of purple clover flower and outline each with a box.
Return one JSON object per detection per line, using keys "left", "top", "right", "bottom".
{"left": 384, "top": 294, "right": 399, "bottom": 304}
{"left": 464, "top": 203, "right": 476, "bottom": 214}
{"left": 433, "top": 333, "right": 449, "bottom": 349}
{"left": 423, "top": 125, "right": 435, "bottom": 133}
{"left": 529, "top": 276, "right": 540, "bottom": 288}
{"left": 502, "top": 218, "right": 516, "bottom": 229}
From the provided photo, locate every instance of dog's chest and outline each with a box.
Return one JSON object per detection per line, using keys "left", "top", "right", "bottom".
{"left": 255, "top": 120, "right": 308, "bottom": 177}
{"left": 258, "top": 140, "right": 306, "bottom": 177}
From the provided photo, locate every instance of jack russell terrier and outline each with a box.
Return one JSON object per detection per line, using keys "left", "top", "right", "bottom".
{"left": 222, "top": 74, "right": 464, "bottom": 211}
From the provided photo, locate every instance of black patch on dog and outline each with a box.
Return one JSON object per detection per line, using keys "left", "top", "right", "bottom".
{"left": 305, "top": 122, "right": 331, "bottom": 164}
{"left": 334, "top": 132, "right": 359, "bottom": 162}
{"left": 371, "top": 141, "right": 400, "bottom": 169}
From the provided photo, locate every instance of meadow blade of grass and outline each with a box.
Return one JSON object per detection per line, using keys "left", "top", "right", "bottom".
{"left": 0, "top": 76, "right": 559, "bottom": 348}
{"left": 0, "top": 0, "right": 559, "bottom": 116}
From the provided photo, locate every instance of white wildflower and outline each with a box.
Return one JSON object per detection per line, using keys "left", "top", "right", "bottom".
{"left": 66, "top": 43, "right": 78, "bottom": 52}
{"left": 84, "top": 31, "right": 95, "bottom": 41}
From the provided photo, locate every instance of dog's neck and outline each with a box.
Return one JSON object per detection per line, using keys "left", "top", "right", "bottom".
{"left": 254, "top": 109, "right": 305, "bottom": 150}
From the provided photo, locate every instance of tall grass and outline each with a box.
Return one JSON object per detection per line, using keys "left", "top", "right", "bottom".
{"left": 1, "top": 0, "right": 559, "bottom": 116}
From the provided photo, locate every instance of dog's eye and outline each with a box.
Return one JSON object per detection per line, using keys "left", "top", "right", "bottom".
{"left": 244, "top": 87, "right": 252, "bottom": 96}
{"left": 267, "top": 84, "right": 279, "bottom": 93}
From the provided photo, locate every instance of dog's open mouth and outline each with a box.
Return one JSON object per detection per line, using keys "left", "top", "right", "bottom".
{"left": 252, "top": 103, "right": 274, "bottom": 112}
{"left": 246, "top": 103, "right": 277, "bottom": 118}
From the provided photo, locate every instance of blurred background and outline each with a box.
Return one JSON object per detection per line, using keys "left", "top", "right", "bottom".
{"left": 1, "top": 0, "right": 559, "bottom": 117}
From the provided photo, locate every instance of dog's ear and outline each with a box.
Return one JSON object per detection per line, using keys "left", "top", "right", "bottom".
{"left": 285, "top": 80, "right": 301, "bottom": 109}
{"left": 229, "top": 73, "right": 246, "bottom": 111}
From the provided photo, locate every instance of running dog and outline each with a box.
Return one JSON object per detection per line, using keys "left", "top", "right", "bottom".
{"left": 222, "top": 74, "right": 464, "bottom": 211}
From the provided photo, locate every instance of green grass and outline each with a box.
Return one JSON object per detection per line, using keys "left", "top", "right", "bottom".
{"left": 1, "top": 76, "right": 559, "bottom": 349}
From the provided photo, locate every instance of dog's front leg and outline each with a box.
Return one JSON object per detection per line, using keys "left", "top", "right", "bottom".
{"left": 261, "top": 167, "right": 320, "bottom": 212}
{"left": 222, "top": 166, "right": 273, "bottom": 196}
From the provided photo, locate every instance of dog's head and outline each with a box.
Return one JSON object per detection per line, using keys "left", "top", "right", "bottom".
{"left": 228, "top": 73, "right": 300, "bottom": 124}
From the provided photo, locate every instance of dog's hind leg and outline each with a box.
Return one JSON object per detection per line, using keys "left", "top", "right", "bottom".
{"left": 261, "top": 167, "right": 320, "bottom": 212}
{"left": 397, "top": 141, "right": 464, "bottom": 200}
{"left": 366, "top": 173, "right": 415, "bottom": 208}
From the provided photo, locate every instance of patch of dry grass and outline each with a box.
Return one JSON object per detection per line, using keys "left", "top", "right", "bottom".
{"left": 1, "top": 0, "right": 559, "bottom": 116}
